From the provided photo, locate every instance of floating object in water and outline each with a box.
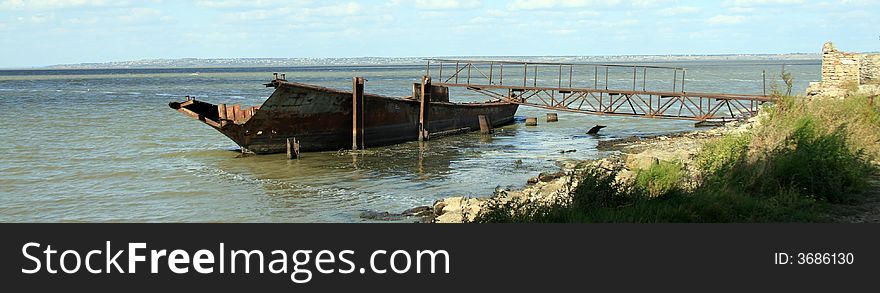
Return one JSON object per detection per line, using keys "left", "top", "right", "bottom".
{"left": 587, "top": 125, "right": 607, "bottom": 134}
{"left": 546, "top": 113, "right": 558, "bottom": 122}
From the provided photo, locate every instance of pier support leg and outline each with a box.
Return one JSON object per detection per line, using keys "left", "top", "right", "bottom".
{"left": 546, "top": 113, "right": 558, "bottom": 122}
{"left": 287, "top": 137, "right": 300, "bottom": 160}
{"left": 478, "top": 115, "right": 492, "bottom": 134}
{"left": 352, "top": 77, "right": 365, "bottom": 150}
{"left": 525, "top": 117, "right": 538, "bottom": 126}
{"left": 418, "top": 76, "right": 432, "bottom": 141}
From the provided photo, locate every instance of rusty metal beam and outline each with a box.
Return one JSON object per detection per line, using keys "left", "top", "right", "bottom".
{"left": 418, "top": 76, "right": 432, "bottom": 141}
{"left": 427, "top": 59, "right": 774, "bottom": 122}
{"left": 352, "top": 77, "right": 365, "bottom": 150}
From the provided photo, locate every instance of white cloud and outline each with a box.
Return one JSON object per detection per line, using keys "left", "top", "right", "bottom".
{"left": 195, "top": 0, "right": 292, "bottom": 9}
{"left": 320, "top": 2, "right": 362, "bottom": 16}
{"left": 222, "top": 2, "right": 362, "bottom": 22}
{"left": 629, "top": 0, "right": 670, "bottom": 8}
{"left": 414, "top": 0, "right": 480, "bottom": 10}
{"left": 723, "top": 0, "right": 804, "bottom": 6}
{"left": 508, "top": 0, "right": 622, "bottom": 10}
{"left": 708, "top": 14, "right": 745, "bottom": 25}
{"left": 657, "top": 6, "right": 699, "bottom": 16}
{"left": 728, "top": 6, "right": 757, "bottom": 13}
{"left": 0, "top": 0, "right": 130, "bottom": 10}
{"left": 116, "top": 7, "right": 162, "bottom": 23}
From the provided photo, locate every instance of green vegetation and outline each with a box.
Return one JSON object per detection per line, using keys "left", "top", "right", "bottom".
{"left": 635, "top": 160, "right": 684, "bottom": 197}
{"left": 471, "top": 95, "right": 880, "bottom": 223}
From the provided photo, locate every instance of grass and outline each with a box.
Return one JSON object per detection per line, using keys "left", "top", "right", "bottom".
{"left": 635, "top": 160, "right": 684, "bottom": 197}
{"left": 471, "top": 94, "right": 880, "bottom": 223}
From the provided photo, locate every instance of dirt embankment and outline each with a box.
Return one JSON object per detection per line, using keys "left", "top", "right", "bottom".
{"left": 375, "top": 117, "right": 879, "bottom": 223}
{"left": 428, "top": 122, "right": 752, "bottom": 223}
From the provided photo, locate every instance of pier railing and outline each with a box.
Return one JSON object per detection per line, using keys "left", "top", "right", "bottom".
{"left": 425, "top": 59, "right": 775, "bottom": 122}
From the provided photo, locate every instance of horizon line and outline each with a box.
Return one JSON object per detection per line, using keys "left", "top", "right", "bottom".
{"left": 1, "top": 52, "right": 835, "bottom": 70}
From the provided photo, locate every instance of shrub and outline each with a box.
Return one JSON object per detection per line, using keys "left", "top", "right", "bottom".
{"left": 635, "top": 161, "right": 684, "bottom": 197}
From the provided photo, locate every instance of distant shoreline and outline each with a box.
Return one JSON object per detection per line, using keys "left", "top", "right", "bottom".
{"left": 1, "top": 54, "right": 825, "bottom": 71}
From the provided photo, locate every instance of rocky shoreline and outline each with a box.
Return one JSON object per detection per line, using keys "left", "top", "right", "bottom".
{"left": 365, "top": 119, "right": 757, "bottom": 223}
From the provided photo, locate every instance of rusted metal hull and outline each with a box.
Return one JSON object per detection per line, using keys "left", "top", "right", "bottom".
{"left": 170, "top": 81, "right": 518, "bottom": 154}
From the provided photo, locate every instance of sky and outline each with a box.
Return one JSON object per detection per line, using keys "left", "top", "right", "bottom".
{"left": 0, "top": 0, "right": 877, "bottom": 67}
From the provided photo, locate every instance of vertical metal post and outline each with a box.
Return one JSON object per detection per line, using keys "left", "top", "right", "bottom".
{"left": 489, "top": 63, "right": 494, "bottom": 85}
{"left": 569, "top": 65, "right": 573, "bottom": 88}
{"left": 349, "top": 80, "right": 362, "bottom": 149}
{"left": 439, "top": 62, "right": 443, "bottom": 82}
{"left": 642, "top": 67, "right": 647, "bottom": 91}
{"left": 632, "top": 66, "right": 637, "bottom": 91}
{"left": 418, "top": 76, "right": 431, "bottom": 141}
{"left": 558, "top": 65, "right": 562, "bottom": 89}
{"left": 467, "top": 63, "right": 471, "bottom": 85}
{"left": 762, "top": 70, "right": 767, "bottom": 96}
{"left": 287, "top": 138, "right": 300, "bottom": 160}
{"left": 605, "top": 67, "right": 609, "bottom": 90}
{"left": 455, "top": 62, "right": 459, "bottom": 84}
{"left": 682, "top": 69, "right": 687, "bottom": 92}
{"left": 603, "top": 66, "right": 608, "bottom": 112}
{"left": 499, "top": 63, "right": 504, "bottom": 85}
{"left": 594, "top": 66, "right": 598, "bottom": 89}
{"left": 533, "top": 65, "right": 537, "bottom": 87}
{"left": 523, "top": 63, "right": 528, "bottom": 87}
{"left": 425, "top": 60, "right": 430, "bottom": 77}
{"left": 673, "top": 70, "right": 677, "bottom": 92}
{"left": 287, "top": 138, "right": 293, "bottom": 160}
{"left": 555, "top": 65, "right": 561, "bottom": 99}
{"left": 352, "top": 77, "right": 365, "bottom": 150}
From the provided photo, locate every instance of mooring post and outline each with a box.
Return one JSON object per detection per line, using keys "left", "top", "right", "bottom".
{"left": 286, "top": 137, "right": 300, "bottom": 160}
{"left": 478, "top": 115, "right": 492, "bottom": 134}
{"left": 547, "top": 113, "right": 558, "bottom": 122}
{"left": 525, "top": 117, "right": 538, "bottom": 126}
{"left": 418, "top": 76, "right": 432, "bottom": 141}
{"left": 352, "top": 77, "right": 365, "bottom": 150}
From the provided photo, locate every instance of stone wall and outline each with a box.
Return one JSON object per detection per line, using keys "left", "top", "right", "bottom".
{"left": 806, "top": 42, "right": 880, "bottom": 97}
{"left": 821, "top": 42, "right": 860, "bottom": 88}
{"left": 862, "top": 54, "right": 880, "bottom": 84}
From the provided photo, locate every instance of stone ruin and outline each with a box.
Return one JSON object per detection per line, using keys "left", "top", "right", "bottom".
{"left": 806, "top": 42, "right": 880, "bottom": 98}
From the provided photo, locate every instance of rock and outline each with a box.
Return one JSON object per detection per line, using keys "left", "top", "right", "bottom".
{"left": 359, "top": 211, "right": 402, "bottom": 221}
{"left": 434, "top": 197, "right": 483, "bottom": 223}
{"left": 625, "top": 153, "right": 660, "bottom": 170}
{"left": 527, "top": 177, "right": 539, "bottom": 185}
{"left": 433, "top": 201, "right": 447, "bottom": 216}
{"left": 403, "top": 206, "right": 433, "bottom": 217}
{"left": 537, "top": 171, "right": 564, "bottom": 182}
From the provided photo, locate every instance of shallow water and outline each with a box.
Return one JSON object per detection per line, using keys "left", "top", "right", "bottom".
{"left": 0, "top": 61, "right": 819, "bottom": 222}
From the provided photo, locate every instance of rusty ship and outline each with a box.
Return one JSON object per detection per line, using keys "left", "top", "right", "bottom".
{"left": 169, "top": 75, "right": 518, "bottom": 154}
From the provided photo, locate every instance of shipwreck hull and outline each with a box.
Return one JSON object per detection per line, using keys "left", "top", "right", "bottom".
{"left": 170, "top": 80, "right": 518, "bottom": 154}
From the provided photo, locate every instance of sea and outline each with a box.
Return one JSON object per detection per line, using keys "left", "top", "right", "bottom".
{"left": 0, "top": 60, "right": 820, "bottom": 222}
